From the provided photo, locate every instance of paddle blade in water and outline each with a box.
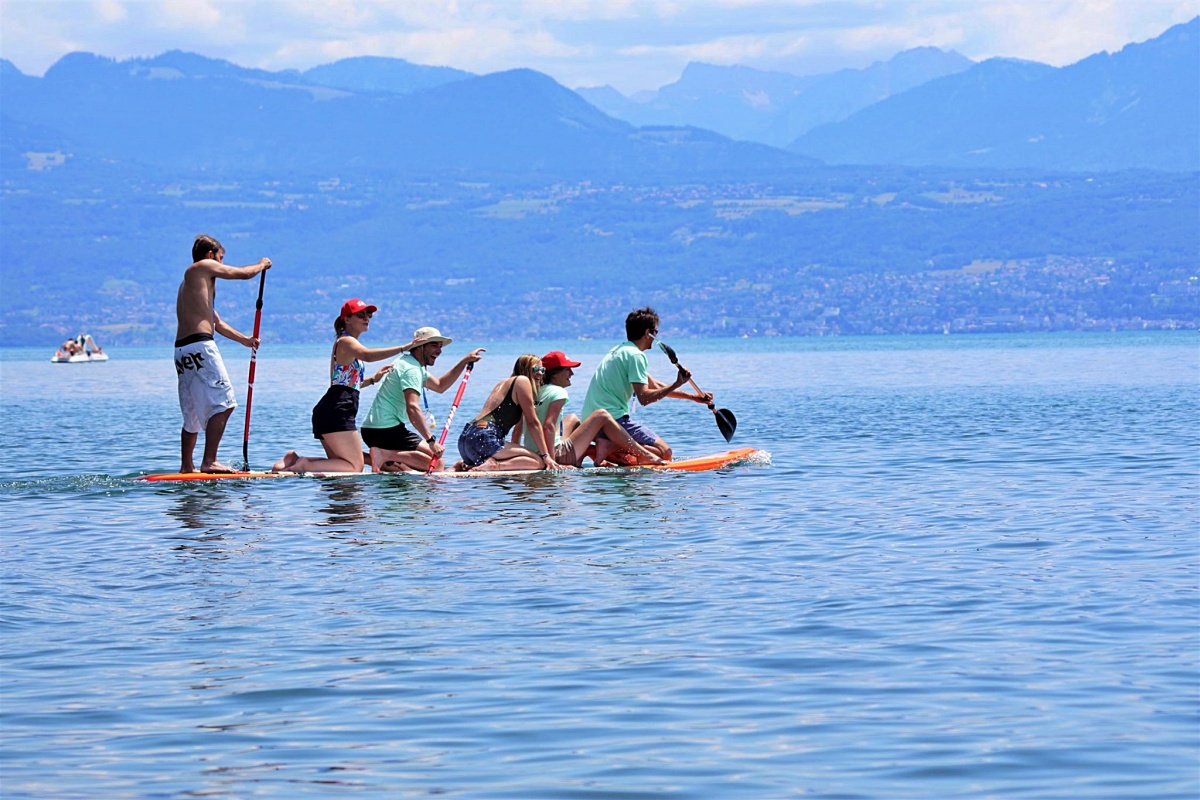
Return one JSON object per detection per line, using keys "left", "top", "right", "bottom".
{"left": 715, "top": 408, "right": 736, "bottom": 442}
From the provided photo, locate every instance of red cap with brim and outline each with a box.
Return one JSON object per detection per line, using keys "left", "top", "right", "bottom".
{"left": 541, "top": 350, "right": 582, "bottom": 370}
{"left": 341, "top": 298, "right": 378, "bottom": 318}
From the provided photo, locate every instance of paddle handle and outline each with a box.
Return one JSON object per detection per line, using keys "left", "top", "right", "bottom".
{"left": 685, "top": 376, "right": 717, "bottom": 409}
{"left": 242, "top": 270, "right": 266, "bottom": 468}
{"left": 671, "top": 360, "right": 716, "bottom": 410}
{"left": 429, "top": 362, "right": 474, "bottom": 473}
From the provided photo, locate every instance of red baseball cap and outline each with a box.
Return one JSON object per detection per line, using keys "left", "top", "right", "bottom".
{"left": 541, "top": 350, "right": 582, "bottom": 370}
{"left": 340, "top": 298, "right": 378, "bottom": 318}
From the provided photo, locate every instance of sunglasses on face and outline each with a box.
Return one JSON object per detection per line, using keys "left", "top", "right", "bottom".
{"left": 354, "top": 311, "right": 373, "bottom": 320}
{"left": 533, "top": 366, "right": 546, "bottom": 374}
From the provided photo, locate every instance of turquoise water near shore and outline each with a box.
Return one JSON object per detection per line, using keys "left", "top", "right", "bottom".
{"left": 1, "top": 333, "right": 1197, "bottom": 798}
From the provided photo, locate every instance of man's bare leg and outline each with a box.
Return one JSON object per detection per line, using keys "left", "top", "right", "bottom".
{"left": 369, "top": 446, "right": 432, "bottom": 473}
{"left": 180, "top": 428, "right": 199, "bottom": 473}
{"left": 646, "top": 438, "right": 672, "bottom": 462}
{"left": 200, "top": 408, "right": 237, "bottom": 473}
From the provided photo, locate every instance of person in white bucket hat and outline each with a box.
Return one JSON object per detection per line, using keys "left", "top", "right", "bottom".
{"left": 361, "top": 325, "right": 485, "bottom": 472}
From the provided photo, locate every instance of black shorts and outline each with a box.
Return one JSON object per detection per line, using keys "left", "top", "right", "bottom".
{"left": 311, "top": 385, "right": 359, "bottom": 439}
{"left": 361, "top": 424, "right": 423, "bottom": 452}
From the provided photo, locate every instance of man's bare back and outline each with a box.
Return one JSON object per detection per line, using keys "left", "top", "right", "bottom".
{"left": 175, "top": 260, "right": 221, "bottom": 340}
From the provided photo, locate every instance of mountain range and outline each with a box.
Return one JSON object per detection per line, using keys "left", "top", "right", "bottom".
{"left": 789, "top": 17, "right": 1200, "bottom": 171}
{"left": 1, "top": 17, "right": 1196, "bottom": 177}
{"left": 0, "top": 50, "right": 806, "bottom": 180}
{"left": 576, "top": 47, "right": 975, "bottom": 148}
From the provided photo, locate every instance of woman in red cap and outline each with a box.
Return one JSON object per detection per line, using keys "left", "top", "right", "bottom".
{"left": 272, "top": 299, "right": 419, "bottom": 473}
{"left": 513, "top": 350, "right": 664, "bottom": 467}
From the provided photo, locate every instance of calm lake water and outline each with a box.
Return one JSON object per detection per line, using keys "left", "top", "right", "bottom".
{"left": 1, "top": 333, "right": 1197, "bottom": 798}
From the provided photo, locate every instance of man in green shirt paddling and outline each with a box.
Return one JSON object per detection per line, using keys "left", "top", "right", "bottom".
{"left": 580, "top": 307, "right": 712, "bottom": 464}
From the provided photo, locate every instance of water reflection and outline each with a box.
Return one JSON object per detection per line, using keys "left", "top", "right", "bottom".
{"left": 314, "top": 479, "right": 368, "bottom": 528}
{"left": 163, "top": 485, "right": 229, "bottom": 535}
{"left": 582, "top": 472, "right": 665, "bottom": 512}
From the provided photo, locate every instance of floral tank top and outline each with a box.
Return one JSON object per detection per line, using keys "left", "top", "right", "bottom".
{"left": 329, "top": 333, "right": 366, "bottom": 389}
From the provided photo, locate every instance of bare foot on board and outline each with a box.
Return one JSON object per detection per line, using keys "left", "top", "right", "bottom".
{"left": 272, "top": 451, "right": 300, "bottom": 473}
{"left": 201, "top": 461, "right": 239, "bottom": 474}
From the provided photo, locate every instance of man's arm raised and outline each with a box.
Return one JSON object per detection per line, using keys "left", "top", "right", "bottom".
{"left": 206, "top": 257, "right": 271, "bottom": 348}
{"left": 194, "top": 256, "right": 271, "bottom": 281}
{"left": 426, "top": 348, "right": 486, "bottom": 393}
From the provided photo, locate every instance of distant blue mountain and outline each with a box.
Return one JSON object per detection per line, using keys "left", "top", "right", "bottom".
{"left": 1, "top": 57, "right": 24, "bottom": 79}
{"left": 302, "top": 56, "right": 474, "bottom": 94}
{"left": 577, "top": 48, "right": 973, "bottom": 146}
{"left": 789, "top": 17, "right": 1200, "bottom": 171}
{"left": 1, "top": 53, "right": 808, "bottom": 178}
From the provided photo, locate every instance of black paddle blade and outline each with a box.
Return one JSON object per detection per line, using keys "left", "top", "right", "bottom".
{"left": 714, "top": 408, "right": 737, "bottom": 442}
{"left": 657, "top": 340, "right": 679, "bottom": 364}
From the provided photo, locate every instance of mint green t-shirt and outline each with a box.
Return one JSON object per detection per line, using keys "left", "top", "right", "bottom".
{"left": 363, "top": 353, "right": 427, "bottom": 429}
{"left": 521, "top": 383, "right": 569, "bottom": 450}
{"left": 580, "top": 341, "right": 648, "bottom": 420}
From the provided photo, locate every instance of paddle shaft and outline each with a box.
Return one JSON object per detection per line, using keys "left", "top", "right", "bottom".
{"left": 657, "top": 340, "right": 736, "bottom": 441}
{"left": 662, "top": 350, "right": 716, "bottom": 410}
{"left": 242, "top": 270, "right": 267, "bottom": 469}
{"left": 428, "top": 362, "right": 474, "bottom": 474}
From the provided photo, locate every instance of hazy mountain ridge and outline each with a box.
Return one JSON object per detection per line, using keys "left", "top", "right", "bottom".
{"left": 577, "top": 47, "right": 974, "bottom": 147}
{"left": 789, "top": 17, "right": 1200, "bottom": 171}
{"left": 4, "top": 17, "right": 1194, "bottom": 175}
{"left": 302, "top": 55, "right": 475, "bottom": 94}
{"left": 1, "top": 51, "right": 809, "bottom": 179}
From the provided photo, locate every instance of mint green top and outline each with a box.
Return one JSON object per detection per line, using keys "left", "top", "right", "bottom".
{"left": 363, "top": 353, "right": 427, "bottom": 429}
{"left": 521, "top": 383, "right": 569, "bottom": 450}
{"left": 580, "top": 341, "right": 648, "bottom": 420}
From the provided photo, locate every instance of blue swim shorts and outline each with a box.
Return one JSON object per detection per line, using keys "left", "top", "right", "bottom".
{"left": 596, "top": 415, "right": 658, "bottom": 446}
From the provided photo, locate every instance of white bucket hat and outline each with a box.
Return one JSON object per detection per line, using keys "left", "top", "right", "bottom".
{"left": 412, "top": 326, "right": 452, "bottom": 345}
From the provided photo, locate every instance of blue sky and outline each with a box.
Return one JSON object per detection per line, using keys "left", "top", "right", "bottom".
{"left": 1, "top": 0, "right": 1195, "bottom": 94}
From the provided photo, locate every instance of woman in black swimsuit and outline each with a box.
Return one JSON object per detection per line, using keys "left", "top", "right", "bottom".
{"left": 457, "top": 354, "right": 563, "bottom": 471}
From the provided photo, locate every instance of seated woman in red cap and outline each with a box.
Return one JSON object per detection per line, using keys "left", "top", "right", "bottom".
{"left": 512, "top": 350, "right": 664, "bottom": 468}
{"left": 272, "top": 299, "right": 419, "bottom": 473}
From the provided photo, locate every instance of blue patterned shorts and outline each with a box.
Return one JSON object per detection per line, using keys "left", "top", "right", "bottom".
{"left": 458, "top": 420, "right": 505, "bottom": 468}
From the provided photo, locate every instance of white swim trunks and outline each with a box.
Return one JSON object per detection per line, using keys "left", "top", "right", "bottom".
{"left": 175, "top": 336, "right": 236, "bottom": 433}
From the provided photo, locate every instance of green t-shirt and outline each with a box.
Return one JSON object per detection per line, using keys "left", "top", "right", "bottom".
{"left": 521, "top": 383, "right": 569, "bottom": 450}
{"left": 363, "top": 353, "right": 427, "bottom": 429}
{"left": 580, "top": 341, "right": 648, "bottom": 420}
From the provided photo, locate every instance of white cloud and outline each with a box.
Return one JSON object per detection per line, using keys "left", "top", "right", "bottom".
{"left": 95, "top": 0, "right": 128, "bottom": 23}
{"left": 151, "top": 0, "right": 222, "bottom": 29}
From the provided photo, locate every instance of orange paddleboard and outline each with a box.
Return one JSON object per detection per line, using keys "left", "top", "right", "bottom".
{"left": 135, "top": 448, "right": 762, "bottom": 482}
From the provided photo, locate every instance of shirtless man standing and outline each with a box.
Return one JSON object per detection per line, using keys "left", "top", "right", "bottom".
{"left": 174, "top": 234, "right": 271, "bottom": 473}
